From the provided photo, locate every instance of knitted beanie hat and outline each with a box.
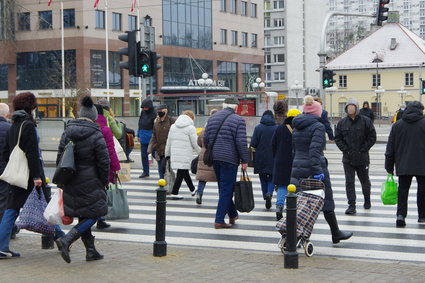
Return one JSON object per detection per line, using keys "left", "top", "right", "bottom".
{"left": 79, "top": 96, "right": 98, "bottom": 122}
{"left": 287, "top": 109, "right": 302, "bottom": 118}
{"left": 303, "top": 95, "right": 322, "bottom": 117}
{"left": 97, "top": 98, "right": 111, "bottom": 110}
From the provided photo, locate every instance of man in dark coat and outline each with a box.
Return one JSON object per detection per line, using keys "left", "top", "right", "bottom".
{"left": 359, "top": 101, "right": 375, "bottom": 123}
{"left": 0, "top": 103, "right": 10, "bottom": 223}
{"left": 250, "top": 110, "right": 277, "bottom": 209}
{"left": 138, "top": 98, "right": 157, "bottom": 178}
{"left": 335, "top": 98, "right": 376, "bottom": 215}
{"left": 385, "top": 101, "right": 425, "bottom": 227}
{"left": 204, "top": 97, "right": 248, "bottom": 229}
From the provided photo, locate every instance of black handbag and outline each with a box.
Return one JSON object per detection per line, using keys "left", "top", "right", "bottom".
{"left": 203, "top": 112, "right": 233, "bottom": 167}
{"left": 234, "top": 169, "right": 255, "bottom": 213}
{"left": 247, "top": 147, "right": 255, "bottom": 168}
{"left": 191, "top": 156, "right": 199, "bottom": 174}
{"left": 53, "top": 141, "right": 76, "bottom": 188}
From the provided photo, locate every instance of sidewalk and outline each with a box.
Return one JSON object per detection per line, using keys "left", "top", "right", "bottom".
{"left": 2, "top": 234, "right": 423, "bottom": 283}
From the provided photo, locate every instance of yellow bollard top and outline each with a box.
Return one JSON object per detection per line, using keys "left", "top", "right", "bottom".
{"left": 288, "top": 184, "right": 296, "bottom": 193}
{"left": 158, "top": 179, "right": 167, "bottom": 187}
{"left": 45, "top": 177, "right": 50, "bottom": 184}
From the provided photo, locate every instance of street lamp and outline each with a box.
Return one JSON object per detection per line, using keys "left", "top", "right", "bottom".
{"left": 325, "top": 86, "right": 338, "bottom": 121}
{"left": 290, "top": 80, "right": 304, "bottom": 108}
{"left": 397, "top": 87, "right": 407, "bottom": 106}
{"left": 198, "top": 73, "right": 213, "bottom": 94}
{"left": 372, "top": 51, "right": 383, "bottom": 89}
{"left": 252, "top": 77, "right": 265, "bottom": 90}
{"left": 375, "top": 85, "right": 385, "bottom": 125}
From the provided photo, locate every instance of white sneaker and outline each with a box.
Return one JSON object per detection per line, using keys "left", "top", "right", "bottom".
{"left": 170, "top": 194, "right": 184, "bottom": 200}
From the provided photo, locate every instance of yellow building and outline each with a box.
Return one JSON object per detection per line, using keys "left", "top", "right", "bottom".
{"left": 325, "top": 23, "right": 425, "bottom": 119}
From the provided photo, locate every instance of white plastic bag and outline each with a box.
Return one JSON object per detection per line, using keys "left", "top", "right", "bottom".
{"left": 43, "top": 190, "right": 62, "bottom": 225}
{"left": 113, "top": 136, "right": 127, "bottom": 161}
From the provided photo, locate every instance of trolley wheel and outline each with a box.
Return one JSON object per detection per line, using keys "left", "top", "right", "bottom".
{"left": 304, "top": 241, "right": 314, "bottom": 257}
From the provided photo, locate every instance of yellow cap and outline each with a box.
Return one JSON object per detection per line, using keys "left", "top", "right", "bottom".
{"left": 158, "top": 179, "right": 167, "bottom": 187}
{"left": 45, "top": 177, "right": 50, "bottom": 184}
{"left": 287, "top": 109, "right": 302, "bottom": 118}
{"left": 288, "top": 184, "right": 296, "bottom": 193}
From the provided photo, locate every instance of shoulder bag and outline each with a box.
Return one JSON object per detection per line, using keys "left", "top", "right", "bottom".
{"left": 0, "top": 122, "right": 30, "bottom": 189}
{"left": 52, "top": 141, "right": 76, "bottom": 188}
{"left": 203, "top": 112, "right": 233, "bottom": 167}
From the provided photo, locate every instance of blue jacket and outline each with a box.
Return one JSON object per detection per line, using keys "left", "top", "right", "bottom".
{"left": 204, "top": 108, "right": 248, "bottom": 165}
{"left": 272, "top": 117, "right": 294, "bottom": 186}
{"left": 250, "top": 114, "right": 277, "bottom": 174}
{"left": 0, "top": 117, "right": 10, "bottom": 171}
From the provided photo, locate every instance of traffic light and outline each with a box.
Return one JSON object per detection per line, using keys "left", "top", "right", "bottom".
{"left": 138, "top": 49, "right": 151, "bottom": 77}
{"left": 322, "top": 69, "right": 336, "bottom": 88}
{"left": 421, "top": 80, "right": 425, "bottom": 95}
{"left": 118, "top": 30, "right": 138, "bottom": 76}
{"left": 149, "top": 52, "right": 161, "bottom": 77}
{"left": 376, "top": 0, "right": 390, "bottom": 26}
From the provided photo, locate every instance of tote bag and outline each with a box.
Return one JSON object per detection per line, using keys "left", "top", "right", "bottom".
{"left": 117, "top": 162, "right": 131, "bottom": 182}
{"left": 381, "top": 174, "right": 398, "bottom": 205}
{"left": 114, "top": 136, "right": 127, "bottom": 161}
{"left": 234, "top": 169, "right": 255, "bottom": 213}
{"left": 105, "top": 183, "right": 130, "bottom": 220}
{"left": 0, "top": 122, "right": 29, "bottom": 189}
{"left": 16, "top": 188, "right": 55, "bottom": 236}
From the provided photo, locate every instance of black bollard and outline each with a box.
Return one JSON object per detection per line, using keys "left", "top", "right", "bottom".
{"left": 41, "top": 235, "right": 54, "bottom": 249}
{"left": 153, "top": 179, "right": 167, "bottom": 257}
{"left": 284, "top": 184, "right": 298, "bottom": 269}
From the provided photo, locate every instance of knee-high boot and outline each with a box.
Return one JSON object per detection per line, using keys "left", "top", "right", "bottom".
{"left": 324, "top": 211, "right": 353, "bottom": 244}
{"left": 81, "top": 235, "right": 104, "bottom": 261}
{"left": 58, "top": 228, "right": 80, "bottom": 263}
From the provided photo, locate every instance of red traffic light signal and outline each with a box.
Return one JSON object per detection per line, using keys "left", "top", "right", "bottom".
{"left": 376, "top": 0, "right": 390, "bottom": 26}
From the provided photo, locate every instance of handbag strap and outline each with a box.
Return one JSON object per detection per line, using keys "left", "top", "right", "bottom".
{"left": 286, "top": 124, "right": 293, "bottom": 134}
{"left": 209, "top": 112, "right": 233, "bottom": 149}
{"left": 387, "top": 174, "right": 394, "bottom": 182}
{"left": 241, "top": 168, "right": 249, "bottom": 179}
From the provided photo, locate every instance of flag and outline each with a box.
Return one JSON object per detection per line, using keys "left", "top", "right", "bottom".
{"left": 94, "top": 0, "right": 100, "bottom": 8}
{"left": 130, "top": 0, "right": 137, "bottom": 12}
{"left": 48, "top": 0, "right": 53, "bottom": 6}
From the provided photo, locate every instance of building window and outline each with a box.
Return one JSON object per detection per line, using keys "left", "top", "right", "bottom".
{"left": 241, "top": 32, "right": 248, "bottom": 47}
{"left": 163, "top": 56, "right": 213, "bottom": 89}
{"left": 265, "top": 19, "right": 271, "bottom": 28}
{"left": 405, "top": 73, "right": 414, "bottom": 86}
{"left": 265, "top": 54, "right": 271, "bottom": 64}
{"left": 39, "top": 11, "right": 52, "bottom": 30}
{"left": 273, "top": 36, "right": 284, "bottom": 45}
{"left": 241, "top": 1, "right": 247, "bottom": 16}
{"left": 217, "top": 61, "right": 237, "bottom": 91}
{"left": 251, "top": 33, "right": 257, "bottom": 47}
{"left": 64, "top": 9, "right": 75, "bottom": 28}
{"left": 231, "top": 0, "right": 237, "bottom": 14}
{"left": 18, "top": 12, "right": 31, "bottom": 31}
{"left": 242, "top": 63, "right": 260, "bottom": 91}
{"left": 274, "top": 71, "right": 285, "bottom": 81}
{"left": 274, "top": 18, "right": 284, "bottom": 27}
{"left": 220, "top": 0, "right": 227, "bottom": 12}
{"left": 339, "top": 75, "right": 347, "bottom": 88}
{"left": 372, "top": 74, "right": 381, "bottom": 87}
{"left": 251, "top": 3, "right": 257, "bottom": 17}
{"left": 273, "top": 1, "right": 284, "bottom": 9}
{"left": 128, "top": 15, "right": 137, "bottom": 30}
{"left": 265, "top": 71, "right": 271, "bottom": 81}
{"left": 0, "top": 65, "right": 7, "bottom": 91}
{"left": 112, "top": 13, "right": 122, "bottom": 31}
{"left": 220, "top": 29, "right": 227, "bottom": 44}
{"left": 96, "top": 10, "right": 105, "bottom": 29}
{"left": 231, "top": 30, "right": 238, "bottom": 45}
{"left": 273, "top": 54, "right": 285, "bottom": 63}
{"left": 90, "top": 50, "right": 122, "bottom": 89}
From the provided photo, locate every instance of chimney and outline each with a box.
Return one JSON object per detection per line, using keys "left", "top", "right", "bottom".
{"left": 390, "top": 38, "right": 398, "bottom": 50}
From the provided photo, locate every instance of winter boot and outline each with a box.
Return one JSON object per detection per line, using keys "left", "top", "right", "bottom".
{"left": 265, "top": 195, "right": 272, "bottom": 210}
{"left": 58, "top": 228, "right": 80, "bottom": 263}
{"left": 81, "top": 235, "right": 104, "bottom": 261}
{"left": 363, "top": 196, "right": 371, "bottom": 209}
{"left": 324, "top": 211, "right": 353, "bottom": 244}
{"left": 96, "top": 219, "right": 111, "bottom": 229}
{"left": 276, "top": 205, "right": 283, "bottom": 221}
{"left": 196, "top": 193, "right": 203, "bottom": 205}
{"left": 345, "top": 205, "right": 356, "bottom": 215}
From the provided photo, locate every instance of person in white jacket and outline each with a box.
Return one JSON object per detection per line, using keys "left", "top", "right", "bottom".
{"left": 165, "top": 110, "right": 201, "bottom": 199}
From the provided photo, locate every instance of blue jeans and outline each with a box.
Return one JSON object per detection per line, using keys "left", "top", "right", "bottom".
{"left": 197, "top": 181, "right": 207, "bottom": 195}
{"left": 125, "top": 147, "right": 134, "bottom": 161}
{"left": 75, "top": 218, "right": 98, "bottom": 234}
{"left": 276, "top": 186, "right": 288, "bottom": 207}
{"left": 140, "top": 144, "right": 149, "bottom": 175}
{"left": 259, "top": 173, "right": 274, "bottom": 199}
{"left": 213, "top": 161, "right": 238, "bottom": 224}
{"left": 0, "top": 209, "right": 19, "bottom": 251}
{"left": 157, "top": 156, "right": 165, "bottom": 179}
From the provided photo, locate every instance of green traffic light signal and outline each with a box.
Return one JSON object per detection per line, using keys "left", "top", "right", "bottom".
{"left": 141, "top": 64, "right": 150, "bottom": 74}
{"left": 422, "top": 80, "right": 425, "bottom": 95}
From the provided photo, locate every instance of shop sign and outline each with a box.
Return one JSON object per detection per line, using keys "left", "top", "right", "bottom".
{"left": 188, "top": 80, "right": 226, "bottom": 87}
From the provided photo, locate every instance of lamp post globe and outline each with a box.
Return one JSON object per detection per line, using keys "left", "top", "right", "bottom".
{"left": 259, "top": 82, "right": 265, "bottom": 88}
{"left": 256, "top": 77, "right": 262, "bottom": 83}
{"left": 252, "top": 82, "right": 259, "bottom": 88}
{"left": 202, "top": 73, "right": 208, "bottom": 79}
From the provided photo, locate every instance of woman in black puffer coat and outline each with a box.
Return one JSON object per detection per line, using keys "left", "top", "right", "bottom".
{"left": 56, "top": 96, "right": 110, "bottom": 263}
{"left": 291, "top": 96, "right": 352, "bottom": 244}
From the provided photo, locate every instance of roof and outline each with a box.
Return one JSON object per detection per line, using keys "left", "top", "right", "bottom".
{"left": 326, "top": 23, "right": 425, "bottom": 70}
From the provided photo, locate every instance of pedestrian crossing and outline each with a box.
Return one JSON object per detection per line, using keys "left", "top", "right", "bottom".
{"left": 38, "top": 145, "right": 425, "bottom": 263}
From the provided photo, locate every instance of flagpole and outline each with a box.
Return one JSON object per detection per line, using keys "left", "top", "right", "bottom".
{"left": 137, "top": 0, "right": 142, "bottom": 113}
{"left": 61, "top": 0, "right": 65, "bottom": 117}
{"left": 105, "top": 0, "right": 110, "bottom": 102}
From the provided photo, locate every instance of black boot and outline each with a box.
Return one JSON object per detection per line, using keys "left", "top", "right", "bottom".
{"left": 81, "top": 235, "right": 104, "bottom": 261}
{"left": 58, "top": 228, "right": 80, "bottom": 263}
{"left": 363, "top": 196, "right": 371, "bottom": 209}
{"left": 324, "top": 211, "right": 353, "bottom": 244}
{"left": 196, "top": 193, "right": 202, "bottom": 205}
{"left": 96, "top": 219, "right": 111, "bottom": 229}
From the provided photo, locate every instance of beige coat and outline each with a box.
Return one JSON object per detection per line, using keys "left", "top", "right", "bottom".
{"left": 196, "top": 130, "right": 217, "bottom": 182}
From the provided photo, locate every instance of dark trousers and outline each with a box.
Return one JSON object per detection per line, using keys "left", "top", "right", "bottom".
{"left": 343, "top": 162, "right": 371, "bottom": 205}
{"left": 397, "top": 175, "right": 425, "bottom": 219}
{"left": 213, "top": 161, "right": 238, "bottom": 224}
{"left": 171, "top": 169, "right": 195, "bottom": 195}
{"left": 140, "top": 144, "right": 149, "bottom": 175}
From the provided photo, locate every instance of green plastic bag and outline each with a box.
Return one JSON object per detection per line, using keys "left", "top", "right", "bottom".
{"left": 381, "top": 174, "right": 398, "bottom": 205}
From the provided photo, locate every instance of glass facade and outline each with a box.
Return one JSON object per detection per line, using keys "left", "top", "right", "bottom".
{"left": 90, "top": 50, "right": 121, "bottom": 89}
{"left": 39, "top": 11, "right": 52, "bottom": 30}
{"left": 96, "top": 10, "right": 105, "bottom": 29}
{"left": 17, "top": 50, "right": 76, "bottom": 90}
{"left": 64, "top": 9, "right": 75, "bottom": 28}
{"left": 0, "top": 64, "right": 7, "bottom": 91}
{"left": 18, "top": 12, "right": 30, "bottom": 31}
{"left": 163, "top": 56, "right": 212, "bottom": 86}
{"left": 217, "top": 61, "right": 237, "bottom": 92}
{"left": 242, "top": 63, "right": 260, "bottom": 91}
{"left": 162, "top": 0, "right": 212, "bottom": 49}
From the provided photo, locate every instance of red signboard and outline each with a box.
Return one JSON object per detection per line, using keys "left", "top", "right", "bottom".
{"left": 237, "top": 99, "right": 256, "bottom": 116}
